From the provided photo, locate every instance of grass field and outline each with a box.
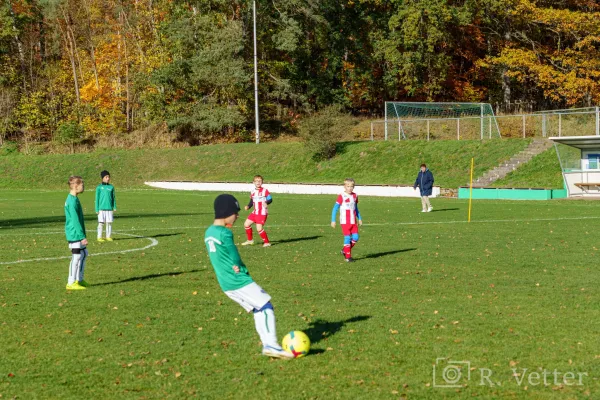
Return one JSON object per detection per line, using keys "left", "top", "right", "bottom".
{"left": 1, "top": 189, "right": 598, "bottom": 399}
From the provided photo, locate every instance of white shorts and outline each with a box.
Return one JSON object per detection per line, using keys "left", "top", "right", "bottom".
{"left": 224, "top": 282, "right": 271, "bottom": 313}
{"left": 68, "top": 241, "right": 86, "bottom": 250}
{"left": 98, "top": 210, "right": 114, "bottom": 223}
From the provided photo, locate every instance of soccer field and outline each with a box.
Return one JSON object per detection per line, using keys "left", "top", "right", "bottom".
{"left": 1, "top": 189, "right": 599, "bottom": 399}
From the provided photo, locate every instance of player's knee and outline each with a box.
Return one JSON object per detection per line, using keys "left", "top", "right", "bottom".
{"left": 254, "top": 301, "right": 273, "bottom": 313}
{"left": 351, "top": 233, "right": 359, "bottom": 242}
{"left": 344, "top": 235, "right": 351, "bottom": 245}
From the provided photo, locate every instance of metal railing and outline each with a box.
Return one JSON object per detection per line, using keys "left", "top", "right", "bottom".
{"left": 369, "top": 106, "right": 600, "bottom": 141}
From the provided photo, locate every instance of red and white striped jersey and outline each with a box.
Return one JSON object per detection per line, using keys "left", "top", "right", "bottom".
{"left": 250, "top": 188, "right": 270, "bottom": 216}
{"left": 336, "top": 192, "right": 358, "bottom": 224}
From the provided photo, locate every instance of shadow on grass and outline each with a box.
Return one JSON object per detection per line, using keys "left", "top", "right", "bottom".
{"left": 305, "top": 315, "right": 371, "bottom": 347}
{"left": 92, "top": 269, "right": 201, "bottom": 287}
{"left": 0, "top": 212, "right": 209, "bottom": 229}
{"left": 271, "top": 235, "right": 322, "bottom": 245}
{"left": 430, "top": 208, "right": 459, "bottom": 212}
{"left": 356, "top": 248, "right": 416, "bottom": 260}
{"left": 111, "top": 233, "right": 184, "bottom": 241}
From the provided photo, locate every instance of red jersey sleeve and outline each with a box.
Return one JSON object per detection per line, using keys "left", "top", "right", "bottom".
{"left": 336, "top": 194, "right": 343, "bottom": 204}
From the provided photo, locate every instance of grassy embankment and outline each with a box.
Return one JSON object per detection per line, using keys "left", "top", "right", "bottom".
{"left": 0, "top": 139, "right": 563, "bottom": 190}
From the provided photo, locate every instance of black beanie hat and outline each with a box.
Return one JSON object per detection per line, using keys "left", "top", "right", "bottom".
{"left": 100, "top": 170, "right": 110, "bottom": 179}
{"left": 214, "top": 194, "right": 240, "bottom": 219}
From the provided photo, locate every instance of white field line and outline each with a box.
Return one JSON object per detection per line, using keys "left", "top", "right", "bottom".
{"left": 0, "top": 214, "right": 599, "bottom": 239}
{"left": 0, "top": 232, "right": 158, "bottom": 265}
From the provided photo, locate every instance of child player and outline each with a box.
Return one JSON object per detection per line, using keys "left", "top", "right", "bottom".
{"left": 95, "top": 170, "right": 116, "bottom": 242}
{"left": 331, "top": 178, "right": 363, "bottom": 262}
{"left": 204, "top": 194, "right": 294, "bottom": 359}
{"left": 242, "top": 175, "right": 272, "bottom": 247}
{"left": 65, "top": 176, "right": 89, "bottom": 290}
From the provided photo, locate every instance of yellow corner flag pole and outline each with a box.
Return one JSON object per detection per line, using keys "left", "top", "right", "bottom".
{"left": 468, "top": 157, "right": 474, "bottom": 222}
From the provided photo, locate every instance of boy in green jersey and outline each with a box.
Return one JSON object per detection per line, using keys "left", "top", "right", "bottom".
{"left": 204, "top": 194, "right": 294, "bottom": 359}
{"left": 95, "top": 170, "right": 116, "bottom": 242}
{"left": 65, "top": 176, "right": 89, "bottom": 290}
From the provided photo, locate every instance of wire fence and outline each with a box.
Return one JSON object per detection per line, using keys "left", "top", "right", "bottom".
{"left": 370, "top": 107, "right": 600, "bottom": 141}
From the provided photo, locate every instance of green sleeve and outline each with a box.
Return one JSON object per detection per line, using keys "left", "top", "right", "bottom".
{"left": 95, "top": 185, "right": 100, "bottom": 213}
{"left": 112, "top": 187, "right": 116, "bottom": 210}
{"left": 66, "top": 201, "right": 86, "bottom": 240}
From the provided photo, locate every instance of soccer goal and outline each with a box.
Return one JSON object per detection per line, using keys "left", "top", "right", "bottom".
{"left": 383, "top": 102, "right": 502, "bottom": 141}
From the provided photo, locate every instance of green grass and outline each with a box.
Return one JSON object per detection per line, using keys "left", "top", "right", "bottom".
{"left": 0, "top": 140, "right": 531, "bottom": 190}
{"left": 493, "top": 148, "right": 564, "bottom": 189}
{"left": 1, "top": 189, "right": 599, "bottom": 399}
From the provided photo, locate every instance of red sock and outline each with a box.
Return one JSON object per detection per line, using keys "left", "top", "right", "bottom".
{"left": 343, "top": 244, "right": 351, "bottom": 259}
{"left": 245, "top": 226, "right": 253, "bottom": 241}
{"left": 258, "top": 229, "right": 269, "bottom": 244}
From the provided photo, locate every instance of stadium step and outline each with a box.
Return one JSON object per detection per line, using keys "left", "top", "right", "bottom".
{"left": 470, "top": 139, "right": 553, "bottom": 187}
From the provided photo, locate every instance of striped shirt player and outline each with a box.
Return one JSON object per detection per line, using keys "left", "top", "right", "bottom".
{"left": 95, "top": 170, "right": 116, "bottom": 242}
{"left": 242, "top": 175, "right": 273, "bottom": 247}
{"left": 205, "top": 194, "right": 293, "bottom": 359}
{"left": 65, "top": 176, "right": 89, "bottom": 290}
{"left": 331, "top": 178, "right": 363, "bottom": 262}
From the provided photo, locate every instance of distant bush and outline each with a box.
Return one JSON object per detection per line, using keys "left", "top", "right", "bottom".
{"left": 0, "top": 141, "right": 19, "bottom": 156}
{"left": 54, "top": 122, "right": 85, "bottom": 152}
{"left": 299, "top": 105, "right": 355, "bottom": 160}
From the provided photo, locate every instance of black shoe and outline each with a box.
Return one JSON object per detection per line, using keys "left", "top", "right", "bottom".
{"left": 345, "top": 257, "right": 354, "bottom": 263}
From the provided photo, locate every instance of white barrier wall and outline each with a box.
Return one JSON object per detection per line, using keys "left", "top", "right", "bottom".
{"left": 564, "top": 171, "right": 600, "bottom": 197}
{"left": 145, "top": 181, "right": 441, "bottom": 198}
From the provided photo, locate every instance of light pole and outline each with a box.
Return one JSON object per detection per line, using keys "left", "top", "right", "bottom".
{"left": 253, "top": 0, "right": 260, "bottom": 144}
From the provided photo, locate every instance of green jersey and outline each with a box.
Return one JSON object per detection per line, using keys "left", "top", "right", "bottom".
{"left": 204, "top": 225, "right": 253, "bottom": 292}
{"left": 65, "top": 194, "right": 86, "bottom": 242}
{"left": 95, "top": 183, "right": 116, "bottom": 212}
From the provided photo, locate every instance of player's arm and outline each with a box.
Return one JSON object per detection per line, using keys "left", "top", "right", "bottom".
{"left": 95, "top": 185, "right": 100, "bottom": 213}
{"left": 244, "top": 197, "right": 253, "bottom": 211}
{"left": 266, "top": 194, "right": 272, "bottom": 205}
{"left": 355, "top": 203, "right": 363, "bottom": 225}
{"left": 413, "top": 174, "right": 420, "bottom": 190}
{"left": 112, "top": 187, "right": 117, "bottom": 211}
{"left": 331, "top": 202, "right": 340, "bottom": 228}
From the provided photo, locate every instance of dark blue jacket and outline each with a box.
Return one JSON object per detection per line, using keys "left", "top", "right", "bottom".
{"left": 414, "top": 169, "right": 434, "bottom": 196}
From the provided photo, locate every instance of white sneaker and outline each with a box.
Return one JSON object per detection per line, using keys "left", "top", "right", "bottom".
{"left": 421, "top": 209, "right": 427, "bottom": 213}
{"left": 241, "top": 240, "right": 254, "bottom": 246}
{"left": 262, "top": 346, "right": 294, "bottom": 359}
{"left": 427, "top": 207, "right": 433, "bottom": 212}
{"left": 263, "top": 243, "right": 271, "bottom": 247}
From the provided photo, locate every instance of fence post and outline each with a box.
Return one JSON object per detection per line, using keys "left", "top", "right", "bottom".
{"left": 427, "top": 119, "right": 430, "bottom": 141}
{"left": 457, "top": 118, "right": 460, "bottom": 140}
{"left": 559, "top": 113, "right": 562, "bottom": 137}
{"left": 384, "top": 102, "right": 388, "bottom": 140}
{"left": 370, "top": 122, "right": 374, "bottom": 141}
{"left": 596, "top": 106, "right": 600, "bottom": 136}
{"left": 522, "top": 115, "right": 526, "bottom": 138}
{"left": 480, "top": 103, "right": 484, "bottom": 140}
{"left": 542, "top": 114, "right": 547, "bottom": 137}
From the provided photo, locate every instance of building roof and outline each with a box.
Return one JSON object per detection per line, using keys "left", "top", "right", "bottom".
{"left": 549, "top": 136, "right": 600, "bottom": 150}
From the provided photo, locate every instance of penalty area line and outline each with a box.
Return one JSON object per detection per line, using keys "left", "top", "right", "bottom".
{"left": 0, "top": 232, "right": 158, "bottom": 265}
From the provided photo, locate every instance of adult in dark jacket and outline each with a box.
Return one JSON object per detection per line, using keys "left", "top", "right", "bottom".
{"left": 413, "top": 164, "right": 434, "bottom": 212}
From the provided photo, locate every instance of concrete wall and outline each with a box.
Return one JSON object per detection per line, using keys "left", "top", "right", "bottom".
{"left": 145, "top": 181, "right": 441, "bottom": 198}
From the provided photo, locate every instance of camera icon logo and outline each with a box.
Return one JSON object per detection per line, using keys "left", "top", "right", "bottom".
{"left": 433, "top": 358, "right": 471, "bottom": 388}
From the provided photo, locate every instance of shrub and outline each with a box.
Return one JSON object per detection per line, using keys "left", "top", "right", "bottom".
{"left": 54, "top": 122, "right": 85, "bottom": 153}
{"left": 299, "top": 105, "right": 355, "bottom": 160}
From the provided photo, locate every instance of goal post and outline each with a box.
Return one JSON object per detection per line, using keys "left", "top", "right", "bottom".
{"left": 384, "top": 102, "right": 501, "bottom": 140}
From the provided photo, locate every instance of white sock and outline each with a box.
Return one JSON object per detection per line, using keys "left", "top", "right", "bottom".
{"left": 106, "top": 223, "right": 112, "bottom": 238}
{"left": 97, "top": 223, "right": 104, "bottom": 239}
{"left": 79, "top": 248, "right": 88, "bottom": 281}
{"left": 253, "top": 308, "right": 279, "bottom": 348}
{"left": 68, "top": 253, "right": 81, "bottom": 284}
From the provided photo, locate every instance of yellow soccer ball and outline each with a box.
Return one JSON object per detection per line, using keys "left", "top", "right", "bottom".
{"left": 282, "top": 330, "right": 310, "bottom": 358}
